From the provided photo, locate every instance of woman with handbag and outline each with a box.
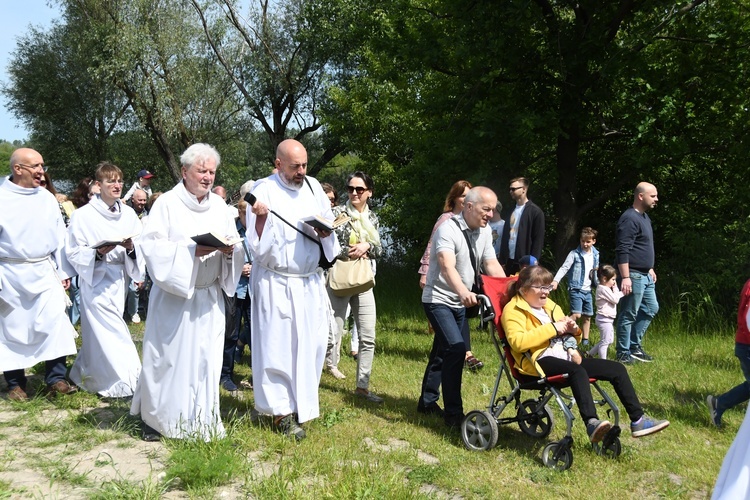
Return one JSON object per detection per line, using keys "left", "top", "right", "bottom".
{"left": 325, "top": 171, "right": 384, "bottom": 403}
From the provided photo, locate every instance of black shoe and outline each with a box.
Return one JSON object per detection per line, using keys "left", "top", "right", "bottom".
{"left": 221, "top": 378, "right": 239, "bottom": 392}
{"left": 615, "top": 352, "right": 634, "bottom": 365}
{"left": 142, "top": 423, "right": 161, "bottom": 442}
{"left": 630, "top": 348, "right": 653, "bottom": 363}
{"left": 417, "top": 401, "right": 445, "bottom": 417}
{"left": 275, "top": 414, "right": 306, "bottom": 441}
{"left": 444, "top": 413, "right": 465, "bottom": 429}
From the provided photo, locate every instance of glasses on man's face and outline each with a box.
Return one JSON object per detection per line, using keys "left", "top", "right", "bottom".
{"left": 530, "top": 285, "right": 553, "bottom": 293}
{"left": 17, "top": 162, "right": 48, "bottom": 173}
{"left": 347, "top": 186, "right": 367, "bottom": 195}
{"left": 509, "top": 186, "right": 524, "bottom": 192}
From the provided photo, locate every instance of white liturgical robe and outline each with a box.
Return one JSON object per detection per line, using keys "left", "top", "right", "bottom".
{"left": 66, "top": 196, "right": 145, "bottom": 397}
{"left": 0, "top": 180, "right": 77, "bottom": 370}
{"left": 130, "top": 182, "right": 243, "bottom": 440}
{"left": 712, "top": 405, "right": 750, "bottom": 499}
{"left": 247, "top": 174, "right": 339, "bottom": 423}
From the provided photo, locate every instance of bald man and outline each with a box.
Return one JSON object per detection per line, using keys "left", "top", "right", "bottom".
{"left": 0, "top": 148, "right": 78, "bottom": 401}
{"left": 615, "top": 182, "right": 660, "bottom": 365}
{"left": 246, "top": 139, "right": 339, "bottom": 440}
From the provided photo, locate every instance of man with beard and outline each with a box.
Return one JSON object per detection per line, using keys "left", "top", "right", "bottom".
{"left": 246, "top": 139, "right": 339, "bottom": 440}
{"left": 498, "top": 177, "right": 545, "bottom": 275}
{"left": 615, "top": 182, "right": 660, "bottom": 365}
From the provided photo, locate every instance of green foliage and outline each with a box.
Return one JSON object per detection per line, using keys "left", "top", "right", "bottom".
{"left": 318, "top": 0, "right": 750, "bottom": 314}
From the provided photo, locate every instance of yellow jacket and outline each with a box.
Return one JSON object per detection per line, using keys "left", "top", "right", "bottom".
{"left": 500, "top": 294, "right": 581, "bottom": 377}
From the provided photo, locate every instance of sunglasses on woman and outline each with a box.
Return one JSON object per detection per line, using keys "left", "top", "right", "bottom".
{"left": 347, "top": 186, "right": 367, "bottom": 195}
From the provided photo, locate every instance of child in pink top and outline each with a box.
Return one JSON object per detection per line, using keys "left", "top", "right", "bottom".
{"left": 589, "top": 265, "right": 624, "bottom": 359}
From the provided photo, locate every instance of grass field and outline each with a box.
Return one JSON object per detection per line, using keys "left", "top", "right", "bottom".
{"left": 0, "top": 263, "right": 743, "bottom": 498}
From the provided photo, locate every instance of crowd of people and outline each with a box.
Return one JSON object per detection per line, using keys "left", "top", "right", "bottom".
{"left": 1, "top": 144, "right": 747, "bottom": 493}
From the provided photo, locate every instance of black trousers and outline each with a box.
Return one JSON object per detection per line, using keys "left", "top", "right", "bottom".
{"left": 536, "top": 356, "right": 644, "bottom": 423}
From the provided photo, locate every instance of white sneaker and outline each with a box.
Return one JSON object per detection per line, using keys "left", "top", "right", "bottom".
{"left": 328, "top": 367, "right": 346, "bottom": 380}
{"left": 132, "top": 313, "right": 141, "bottom": 324}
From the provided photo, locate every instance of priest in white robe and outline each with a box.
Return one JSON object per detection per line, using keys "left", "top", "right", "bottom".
{"left": 0, "top": 148, "right": 78, "bottom": 401}
{"left": 247, "top": 139, "right": 339, "bottom": 440}
{"left": 130, "top": 143, "right": 243, "bottom": 441}
{"left": 66, "top": 162, "right": 145, "bottom": 398}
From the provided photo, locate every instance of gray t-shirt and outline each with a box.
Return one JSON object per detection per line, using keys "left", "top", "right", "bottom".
{"left": 421, "top": 214, "right": 496, "bottom": 308}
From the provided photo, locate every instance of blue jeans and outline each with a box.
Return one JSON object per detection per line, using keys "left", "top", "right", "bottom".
{"left": 67, "top": 276, "right": 81, "bottom": 326}
{"left": 419, "top": 303, "right": 467, "bottom": 419}
{"left": 715, "top": 342, "right": 750, "bottom": 419}
{"left": 221, "top": 292, "right": 238, "bottom": 381}
{"left": 4, "top": 355, "right": 69, "bottom": 390}
{"left": 616, "top": 270, "right": 659, "bottom": 355}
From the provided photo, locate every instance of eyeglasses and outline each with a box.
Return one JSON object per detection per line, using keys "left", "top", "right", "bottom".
{"left": 39, "top": 180, "right": 47, "bottom": 186}
{"left": 509, "top": 186, "right": 524, "bottom": 192}
{"left": 17, "top": 162, "right": 48, "bottom": 173}
{"left": 347, "top": 186, "right": 367, "bottom": 195}
{"left": 529, "top": 285, "right": 553, "bottom": 293}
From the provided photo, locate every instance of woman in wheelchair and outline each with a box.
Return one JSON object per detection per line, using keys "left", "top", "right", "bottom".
{"left": 501, "top": 265, "right": 669, "bottom": 442}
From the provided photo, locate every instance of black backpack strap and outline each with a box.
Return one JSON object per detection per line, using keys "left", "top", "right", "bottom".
{"left": 452, "top": 217, "right": 480, "bottom": 289}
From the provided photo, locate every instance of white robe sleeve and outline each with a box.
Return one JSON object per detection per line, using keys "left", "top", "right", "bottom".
{"left": 136, "top": 201, "right": 201, "bottom": 299}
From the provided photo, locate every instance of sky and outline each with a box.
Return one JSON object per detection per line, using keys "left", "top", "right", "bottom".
{"left": 0, "top": 1, "right": 60, "bottom": 142}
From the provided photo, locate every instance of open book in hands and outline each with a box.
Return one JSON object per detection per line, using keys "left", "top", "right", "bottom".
{"left": 302, "top": 213, "right": 350, "bottom": 232}
{"left": 90, "top": 233, "right": 139, "bottom": 250}
{"left": 191, "top": 232, "right": 243, "bottom": 248}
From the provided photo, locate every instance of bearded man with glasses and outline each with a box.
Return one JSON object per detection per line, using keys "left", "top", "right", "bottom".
{"left": 0, "top": 148, "right": 79, "bottom": 401}
{"left": 498, "top": 177, "right": 545, "bottom": 275}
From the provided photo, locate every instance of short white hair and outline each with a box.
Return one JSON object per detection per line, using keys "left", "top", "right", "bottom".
{"left": 240, "top": 179, "right": 255, "bottom": 197}
{"left": 180, "top": 143, "right": 221, "bottom": 169}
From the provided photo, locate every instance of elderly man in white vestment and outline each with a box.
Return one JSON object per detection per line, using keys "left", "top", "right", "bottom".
{"left": 0, "top": 148, "right": 78, "bottom": 402}
{"left": 130, "top": 143, "right": 243, "bottom": 441}
{"left": 247, "top": 139, "right": 339, "bottom": 440}
{"left": 66, "top": 162, "right": 145, "bottom": 398}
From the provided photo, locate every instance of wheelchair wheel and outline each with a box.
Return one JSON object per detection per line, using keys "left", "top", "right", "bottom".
{"left": 461, "top": 410, "right": 499, "bottom": 451}
{"left": 542, "top": 442, "right": 573, "bottom": 471}
{"left": 593, "top": 436, "right": 622, "bottom": 459}
{"left": 517, "top": 399, "right": 554, "bottom": 438}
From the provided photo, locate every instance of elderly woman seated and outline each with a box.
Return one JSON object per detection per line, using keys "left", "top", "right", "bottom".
{"left": 501, "top": 265, "right": 669, "bottom": 443}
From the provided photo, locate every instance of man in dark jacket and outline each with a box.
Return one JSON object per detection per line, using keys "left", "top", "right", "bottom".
{"left": 498, "top": 177, "right": 545, "bottom": 275}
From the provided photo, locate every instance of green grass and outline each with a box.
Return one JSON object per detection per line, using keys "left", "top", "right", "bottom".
{"left": 0, "top": 263, "right": 743, "bottom": 498}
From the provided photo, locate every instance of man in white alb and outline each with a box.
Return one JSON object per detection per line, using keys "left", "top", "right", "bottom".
{"left": 247, "top": 139, "right": 339, "bottom": 440}
{"left": 0, "top": 148, "right": 78, "bottom": 401}
{"left": 66, "top": 162, "right": 145, "bottom": 398}
{"left": 130, "top": 143, "right": 243, "bottom": 441}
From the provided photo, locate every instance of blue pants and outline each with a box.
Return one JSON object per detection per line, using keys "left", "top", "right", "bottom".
{"left": 419, "top": 303, "right": 467, "bottom": 419}
{"left": 221, "top": 292, "right": 238, "bottom": 381}
{"left": 616, "top": 270, "right": 659, "bottom": 355}
{"left": 714, "top": 342, "right": 750, "bottom": 420}
{"left": 4, "top": 356, "right": 69, "bottom": 390}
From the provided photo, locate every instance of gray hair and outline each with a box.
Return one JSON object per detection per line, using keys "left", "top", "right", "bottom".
{"left": 465, "top": 186, "right": 495, "bottom": 205}
{"left": 180, "top": 143, "right": 221, "bottom": 170}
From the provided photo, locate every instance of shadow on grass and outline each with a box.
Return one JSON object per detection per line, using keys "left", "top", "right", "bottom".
{"left": 318, "top": 378, "right": 566, "bottom": 465}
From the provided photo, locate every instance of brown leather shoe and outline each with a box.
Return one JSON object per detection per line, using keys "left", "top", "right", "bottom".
{"left": 7, "top": 386, "right": 28, "bottom": 402}
{"left": 46, "top": 380, "right": 78, "bottom": 399}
